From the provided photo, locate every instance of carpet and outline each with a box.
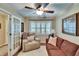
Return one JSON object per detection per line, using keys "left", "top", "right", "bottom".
{"left": 18, "top": 46, "right": 48, "bottom": 56}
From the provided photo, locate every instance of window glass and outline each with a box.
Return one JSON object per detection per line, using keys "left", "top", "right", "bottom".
{"left": 46, "top": 21, "right": 51, "bottom": 34}
{"left": 30, "top": 21, "right": 36, "bottom": 32}
{"left": 36, "top": 22, "right": 40, "bottom": 33}
{"left": 63, "top": 15, "right": 76, "bottom": 35}
{"left": 41, "top": 22, "right": 45, "bottom": 34}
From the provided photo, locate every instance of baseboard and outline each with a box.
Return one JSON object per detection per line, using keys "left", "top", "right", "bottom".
{"left": 0, "top": 44, "right": 8, "bottom": 48}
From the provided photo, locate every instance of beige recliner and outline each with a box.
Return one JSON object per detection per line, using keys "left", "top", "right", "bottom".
{"left": 21, "top": 32, "right": 40, "bottom": 52}
{"left": 22, "top": 39, "right": 40, "bottom": 52}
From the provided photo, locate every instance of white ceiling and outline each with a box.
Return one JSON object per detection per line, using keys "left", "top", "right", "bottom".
{"left": 0, "top": 3, "right": 74, "bottom": 17}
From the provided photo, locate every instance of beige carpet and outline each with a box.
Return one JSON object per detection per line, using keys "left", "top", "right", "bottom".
{"left": 18, "top": 46, "right": 48, "bottom": 56}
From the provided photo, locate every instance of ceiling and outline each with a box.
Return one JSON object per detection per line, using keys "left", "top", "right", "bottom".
{"left": 0, "top": 3, "right": 74, "bottom": 17}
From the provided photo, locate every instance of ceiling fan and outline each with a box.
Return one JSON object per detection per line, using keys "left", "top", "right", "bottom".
{"left": 25, "top": 3, "right": 54, "bottom": 14}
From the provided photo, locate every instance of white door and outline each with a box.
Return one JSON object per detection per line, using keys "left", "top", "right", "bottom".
{"left": 8, "top": 15, "right": 21, "bottom": 56}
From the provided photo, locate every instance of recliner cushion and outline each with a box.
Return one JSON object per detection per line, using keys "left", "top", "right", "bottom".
{"left": 61, "top": 40, "right": 79, "bottom": 56}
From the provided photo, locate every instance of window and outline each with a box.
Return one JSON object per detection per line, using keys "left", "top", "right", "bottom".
{"left": 29, "top": 21, "right": 52, "bottom": 35}
{"left": 63, "top": 18, "right": 76, "bottom": 34}
{"left": 62, "top": 13, "right": 79, "bottom": 36}
{"left": 30, "top": 21, "right": 36, "bottom": 32}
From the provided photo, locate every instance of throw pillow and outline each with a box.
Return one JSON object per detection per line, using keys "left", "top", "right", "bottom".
{"left": 48, "top": 37, "right": 57, "bottom": 46}
{"left": 27, "top": 35, "right": 35, "bottom": 41}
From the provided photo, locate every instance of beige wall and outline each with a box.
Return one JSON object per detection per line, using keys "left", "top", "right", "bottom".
{"left": 56, "top": 4, "right": 79, "bottom": 45}
{"left": 24, "top": 17, "right": 29, "bottom": 32}
{"left": 52, "top": 18, "right": 56, "bottom": 31}
{"left": 0, "top": 13, "right": 8, "bottom": 46}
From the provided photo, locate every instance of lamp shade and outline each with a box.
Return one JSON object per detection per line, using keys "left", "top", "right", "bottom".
{"left": 51, "top": 30, "right": 55, "bottom": 33}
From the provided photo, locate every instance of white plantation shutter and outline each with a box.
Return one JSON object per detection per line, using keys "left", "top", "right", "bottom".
{"left": 29, "top": 20, "right": 52, "bottom": 35}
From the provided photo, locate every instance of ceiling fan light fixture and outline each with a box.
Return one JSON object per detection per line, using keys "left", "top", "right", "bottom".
{"left": 36, "top": 10, "right": 43, "bottom": 15}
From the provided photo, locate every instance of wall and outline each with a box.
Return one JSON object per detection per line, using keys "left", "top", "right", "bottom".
{"left": 56, "top": 4, "right": 79, "bottom": 45}
{"left": 24, "top": 16, "right": 56, "bottom": 33}
{"left": 0, "top": 3, "right": 22, "bottom": 18}
{"left": 24, "top": 17, "right": 29, "bottom": 32}
{"left": 0, "top": 13, "right": 8, "bottom": 46}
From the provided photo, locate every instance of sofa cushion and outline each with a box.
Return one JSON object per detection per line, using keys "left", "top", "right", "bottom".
{"left": 61, "top": 40, "right": 79, "bottom": 56}
{"left": 56, "top": 37, "right": 64, "bottom": 48}
{"left": 48, "top": 37, "right": 57, "bottom": 46}
{"left": 46, "top": 44, "right": 59, "bottom": 50}
{"left": 75, "top": 48, "right": 79, "bottom": 56}
{"left": 48, "top": 50, "right": 65, "bottom": 56}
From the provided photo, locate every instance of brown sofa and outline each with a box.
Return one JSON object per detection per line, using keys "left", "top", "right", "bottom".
{"left": 46, "top": 37, "right": 79, "bottom": 56}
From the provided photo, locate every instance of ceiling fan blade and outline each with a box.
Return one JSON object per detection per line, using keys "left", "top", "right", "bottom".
{"left": 25, "top": 6, "right": 34, "bottom": 9}
{"left": 35, "top": 3, "right": 49, "bottom": 9}
{"left": 36, "top": 4, "right": 41, "bottom": 9}
{"left": 43, "top": 3, "right": 49, "bottom": 8}
{"left": 44, "top": 10, "right": 54, "bottom": 13}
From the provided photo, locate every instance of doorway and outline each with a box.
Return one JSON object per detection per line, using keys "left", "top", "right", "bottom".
{"left": 0, "top": 10, "right": 21, "bottom": 56}
{"left": 0, "top": 12, "right": 9, "bottom": 56}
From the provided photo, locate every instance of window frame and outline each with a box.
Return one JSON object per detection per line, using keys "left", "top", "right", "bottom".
{"left": 29, "top": 20, "right": 52, "bottom": 35}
